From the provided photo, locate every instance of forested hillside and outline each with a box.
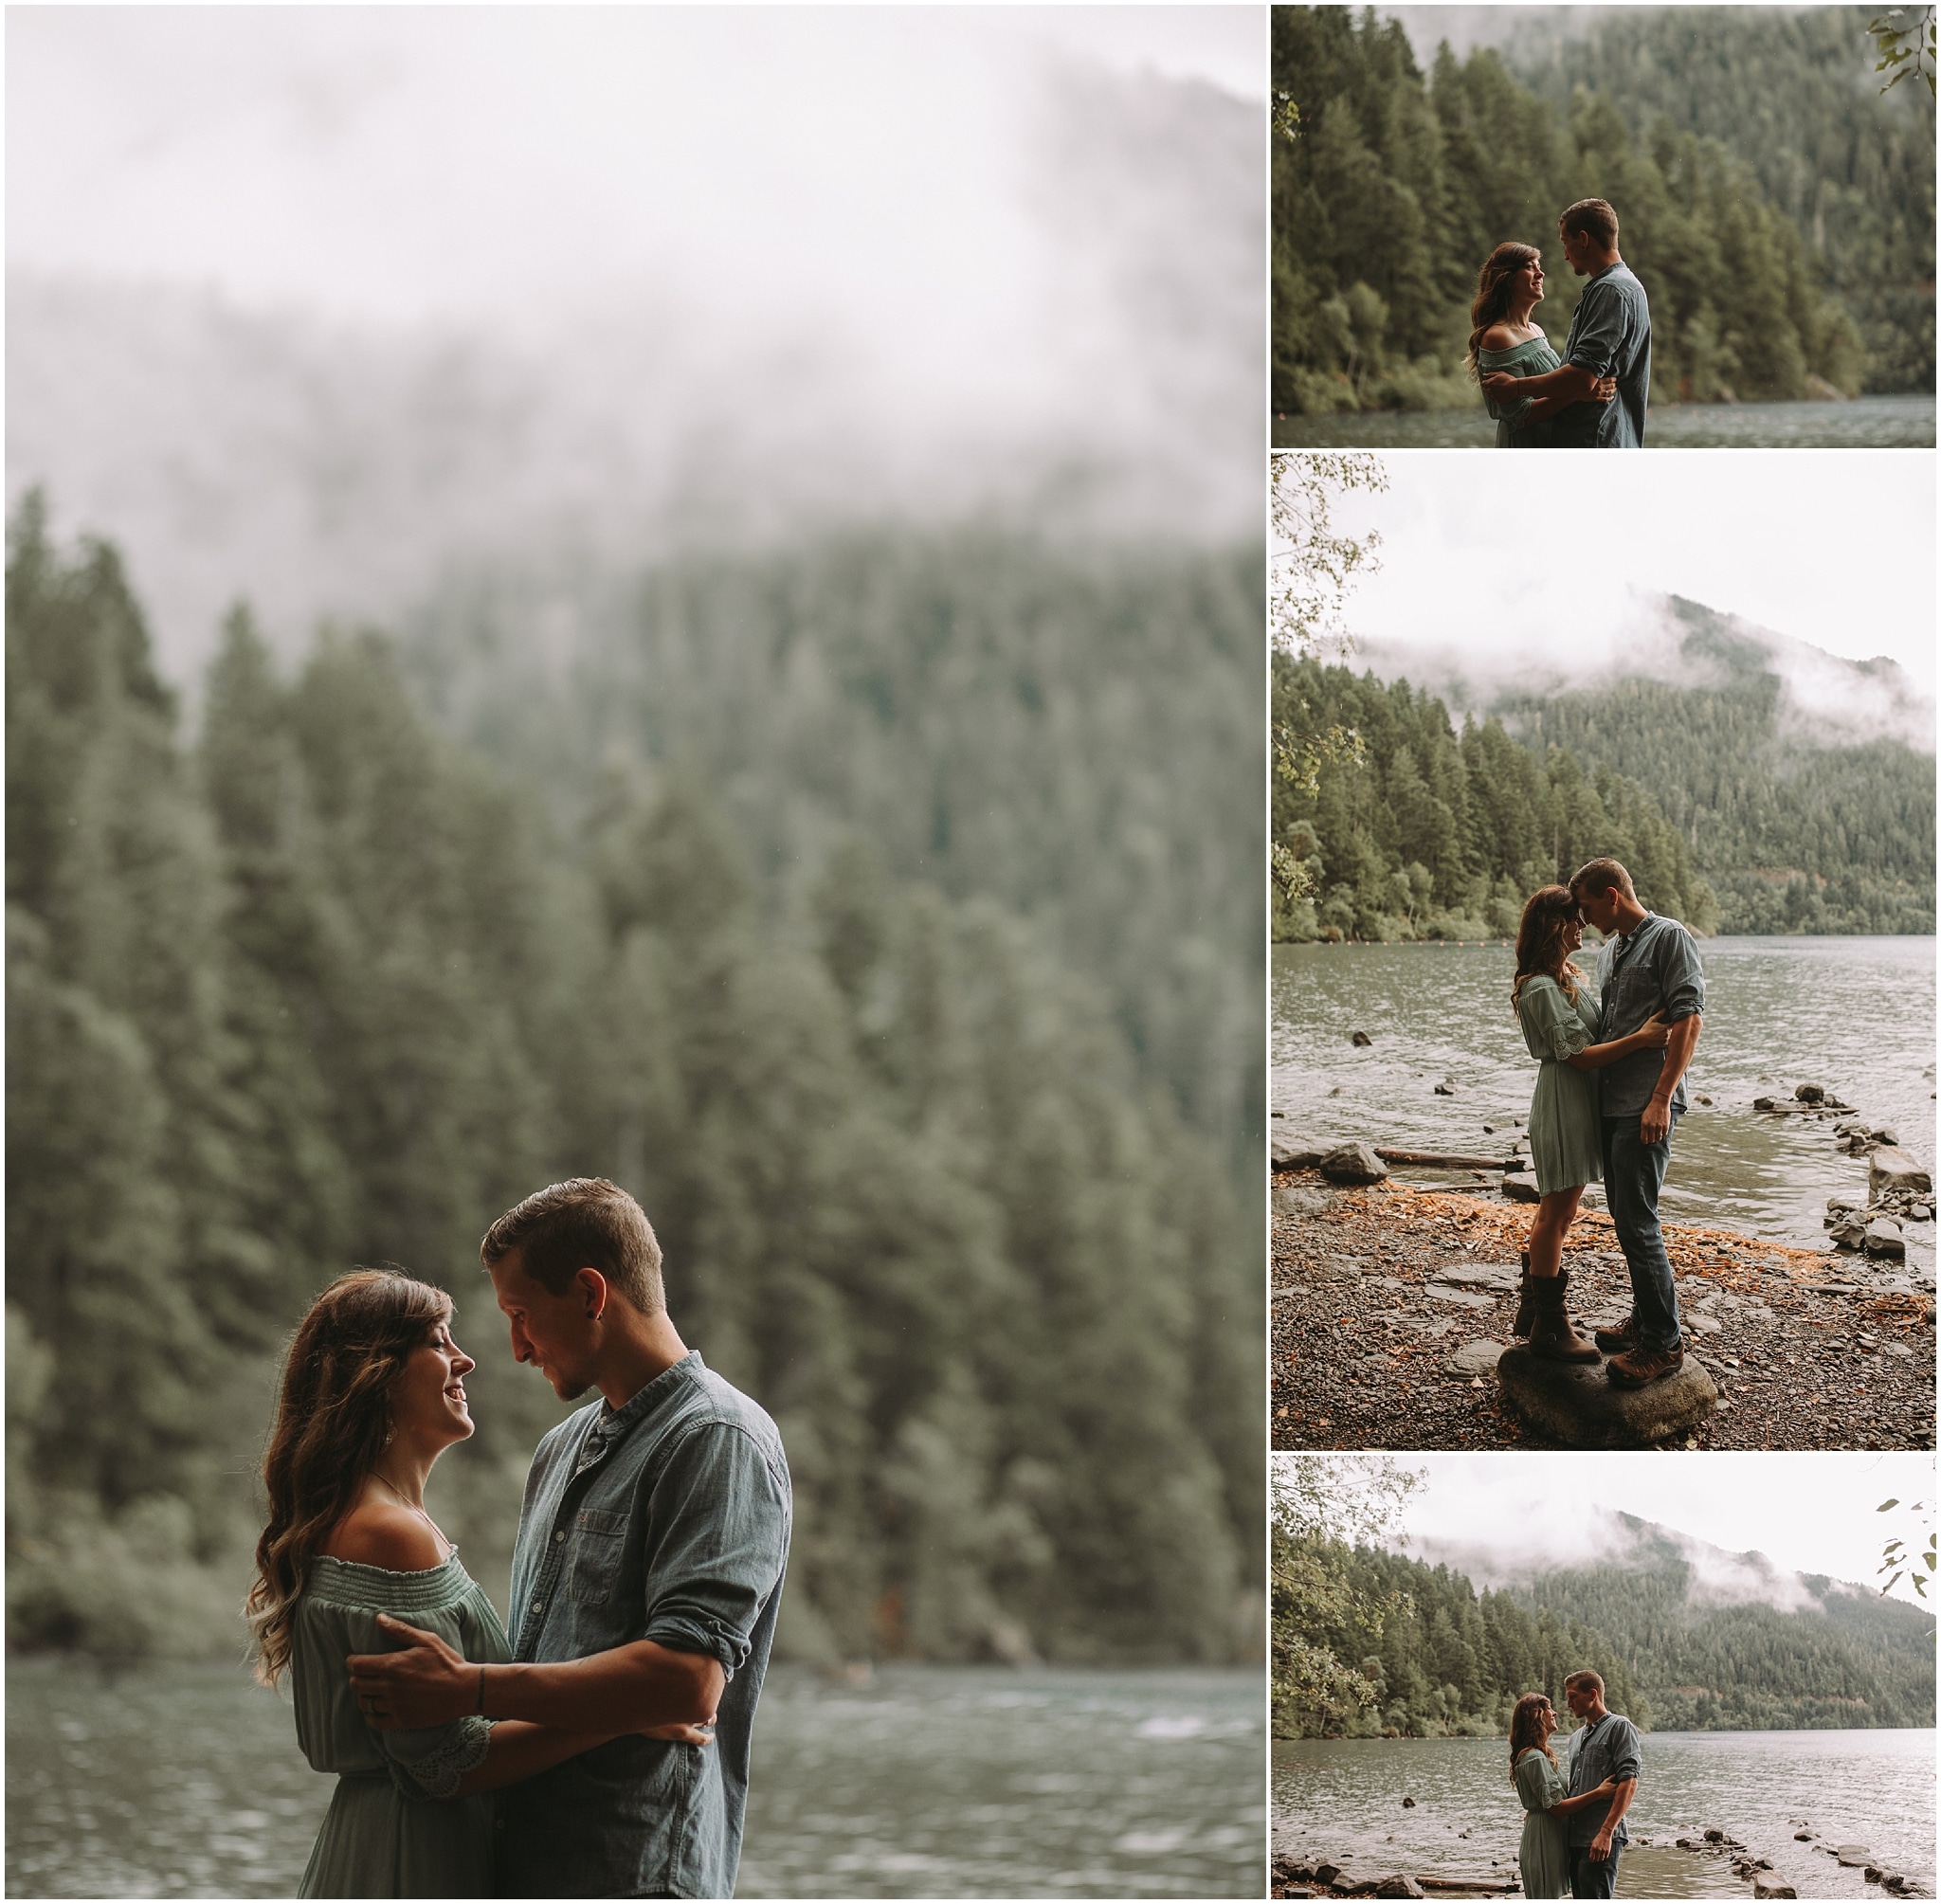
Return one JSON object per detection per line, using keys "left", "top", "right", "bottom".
{"left": 1271, "top": 654, "right": 1718, "bottom": 942}
{"left": 1509, "top": 1519, "right": 1937, "bottom": 1732}
{"left": 5, "top": 499, "right": 1262, "bottom": 1667}
{"left": 400, "top": 533, "right": 1264, "bottom": 1177}
{"left": 1272, "top": 607, "right": 1935, "bottom": 940}
{"left": 1490, "top": 602, "right": 1936, "bottom": 936}
{"left": 1274, "top": 1520, "right": 1936, "bottom": 1738}
{"left": 1271, "top": 6, "right": 1931, "bottom": 412}
{"left": 1273, "top": 1533, "right": 1647, "bottom": 1737}
{"left": 1504, "top": 7, "right": 1937, "bottom": 393}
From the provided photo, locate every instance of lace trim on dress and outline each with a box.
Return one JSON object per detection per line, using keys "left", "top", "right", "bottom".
{"left": 389, "top": 1713, "right": 493, "bottom": 1800}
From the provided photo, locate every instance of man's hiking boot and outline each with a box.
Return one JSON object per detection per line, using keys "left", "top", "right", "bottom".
{"left": 1593, "top": 1313, "right": 1641, "bottom": 1354}
{"left": 1605, "top": 1342, "right": 1685, "bottom": 1387}
{"left": 1513, "top": 1248, "right": 1537, "bottom": 1337}
{"left": 1527, "top": 1270, "right": 1600, "bottom": 1363}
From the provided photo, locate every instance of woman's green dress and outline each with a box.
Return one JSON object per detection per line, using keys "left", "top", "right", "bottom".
{"left": 292, "top": 1551, "right": 509, "bottom": 1897}
{"left": 1516, "top": 973, "right": 1604, "bottom": 1194}
{"left": 1515, "top": 1747, "right": 1572, "bottom": 1897}
{"left": 1478, "top": 335, "right": 1567, "bottom": 447}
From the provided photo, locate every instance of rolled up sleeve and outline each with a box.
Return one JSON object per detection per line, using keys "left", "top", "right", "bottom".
{"left": 1606, "top": 1720, "right": 1642, "bottom": 1785}
{"left": 1566, "top": 283, "right": 1624, "bottom": 377}
{"left": 641, "top": 1422, "right": 790, "bottom": 1681}
{"left": 1657, "top": 928, "right": 1706, "bottom": 1021}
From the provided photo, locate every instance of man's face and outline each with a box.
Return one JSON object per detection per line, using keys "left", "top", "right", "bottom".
{"left": 1564, "top": 1679, "right": 1598, "bottom": 1718}
{"left": 490, "top": 1249, "right": 599, "bottom": 1401}
{"left": 1575, "top": 886, "right": 1622, "bottom": 936}
{"left": 1559, "top": 224, "right": 1597, "bottom": 275}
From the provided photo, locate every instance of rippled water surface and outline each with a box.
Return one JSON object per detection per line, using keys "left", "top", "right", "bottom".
{"left": 5, "top": 1659, "right": 1265, "bottom": 1897}
{"left": 1273, "top": 1731, "right": 1936, "bottom": 1898}
{"left": 1271, "top": 394, "right": 1936, "bottom": 448}
{"left": 1272, "top": 937, "right": 1937, "bottom": 1270}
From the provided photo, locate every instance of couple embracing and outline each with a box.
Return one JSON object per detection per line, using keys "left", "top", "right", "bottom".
{"left": 247, "top": 1177, "right": 791, "bottom": 1898}
{"left": 1467, "top": 198, "right": 1651, "bottom": 448}
{"left": 1512, "top": 1673, "right": 1643, "bottom": 1898}
{"left": 1508, "top": 858, "right": 1704, "bottom": 1387}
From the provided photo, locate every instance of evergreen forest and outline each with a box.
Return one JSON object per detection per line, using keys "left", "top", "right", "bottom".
{"left": 6, "top": 497, "right": 1264, "bottom": 1669}
{"left": 1272, "top": 6, "right": 1935, "bottom": 413}
{"left": 1272, "top": 610, "right": 1935, "bottom": 942}
{"left": 1274, "top": 1523, "right": 1937, "bottom": 1738}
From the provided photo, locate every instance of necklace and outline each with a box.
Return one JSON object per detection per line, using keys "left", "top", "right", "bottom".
{"left": 372, "top": 1470, "right": 452, "bottom": 1555}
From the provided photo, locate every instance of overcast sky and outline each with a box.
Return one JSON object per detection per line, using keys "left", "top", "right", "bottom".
{"left": 1393, "top": 1452, "right": 1938, "bottom": 1605}
{"left": 1308, "top": 451, "right": 1938, "bottom": 703}
{"left": 9, "top": 6, "right": 1260, "bottom": 349}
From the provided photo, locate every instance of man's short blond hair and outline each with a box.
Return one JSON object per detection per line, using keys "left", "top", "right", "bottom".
{"left": 1564, "top": 1669, "right": 1605, "bottom": 1695}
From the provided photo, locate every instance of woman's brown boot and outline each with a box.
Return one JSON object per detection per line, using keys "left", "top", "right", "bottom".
{"left": 1513, "top": 1247, "right": 1536, "bottom": 1337}
{"left": 1528, "top": 1269, "right": 1600, "bottom": 1362}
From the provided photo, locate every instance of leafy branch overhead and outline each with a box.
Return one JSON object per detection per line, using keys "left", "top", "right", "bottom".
{"left": 1270, "top": 454, "right": 1385, "bottom": 901}
{"left": 1877, "top": 1496, "right": 1936, "bottom": 1600}
{"left": 1868, "top": 6, "right": 1937, "bottom": 94}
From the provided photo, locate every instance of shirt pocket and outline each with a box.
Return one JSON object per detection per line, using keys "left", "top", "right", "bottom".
{"left": 566, "top": 1506, "right": 630, "bottom": 1606}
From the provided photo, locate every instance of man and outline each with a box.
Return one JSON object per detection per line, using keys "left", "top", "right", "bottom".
{"left": 1561, "top": 1669, "right": 1642, "bottom": 1897}
{"left": 350, "top": 1177, "right": 791, "bottom": 1898}
{"left": 1481, "top": 198, "right": 1651, "bottom": 446}
{"left": 1569, "top": 858, "right": 1705, "bottom": 1388}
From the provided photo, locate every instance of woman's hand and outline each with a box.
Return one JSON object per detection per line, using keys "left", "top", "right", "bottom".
{"left": 642, "top": 1720, "right": 716, "bottom": 1744}
{"left": 1633, "top": 1014, "right": 1672, "bottom": 1050}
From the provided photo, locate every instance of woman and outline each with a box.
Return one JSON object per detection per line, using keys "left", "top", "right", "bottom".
{"left": 247, "top": 1268, "right": 707, "bottom": 1896}
{"left": 1509, "top": 1692, "right": 1622, "bottom": 1897}
{"left": 1466, "top": 243, "right": 1614, "bottom": 447}
{"left": 1511, "top": 887, "right": 1671, "bottom": 1357}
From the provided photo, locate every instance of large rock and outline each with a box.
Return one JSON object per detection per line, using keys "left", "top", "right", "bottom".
{"left": 1865, "top": 1219, "right": 1907, "bottom": 1260}
{"left": 1497, "top": 1342, "right": 1717, "bottom": 1446}
{"left": 1373, "top": 1880, "right": 1424, "bottom": 1900}
{"left": 1320, "top": 1141, "right": 1388, "bottom": 1186}
{"left": 1752, "top": 1877, "right": 1798, "bottom": 1899}
{"left": 1273, "top": 1133, "right": 1330, "bottom": 1170}
{"left": 1871, "top": 1147, "right": 1932, "bottom": 1197}
{"left": 1836, "top": 1845, "right": 1875, "bottom": 1868}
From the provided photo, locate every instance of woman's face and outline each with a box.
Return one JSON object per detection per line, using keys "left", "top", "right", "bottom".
{"left": 1517, "top": 255, "right": 1545, "bottom": 308}
{"left": 388, "top": 1315, "right": 477, "bottom": 1452}
{"left": 1560, "top": 916, "right": 1583, "bottom": 954}
{"left": 1535, "top": 1698, "right": 1556, "bottom": 1738}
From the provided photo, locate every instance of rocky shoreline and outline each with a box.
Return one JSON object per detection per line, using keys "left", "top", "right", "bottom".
{"left": 1271, "top": 1173, "right": 1935, "bottom": 1451}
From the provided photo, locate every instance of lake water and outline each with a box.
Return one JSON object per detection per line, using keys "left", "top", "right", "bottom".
{"left": 4, "top": 1659, "right": 1264, "bottom": 1897}
{"left": 1271, "top": 936, "right": 1937, "bottom": 1274}
{"left": 1273, "top": 1730, "right": 1937, "bottom": 1897}
{"left": 1271, "top": 393, "right": 1936, "bottom": 449}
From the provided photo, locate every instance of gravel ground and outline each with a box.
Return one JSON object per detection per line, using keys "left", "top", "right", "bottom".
{"left": 1271, "top": 1173, "right": 1936, "bottom": 1452}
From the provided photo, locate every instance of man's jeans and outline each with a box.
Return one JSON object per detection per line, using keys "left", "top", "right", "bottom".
{"left": 1601, "top": 1109, "right": 1682, "bottom": 1353}
{"left": 1571, "top": 1848, "right": 1623, "bottom": 1898}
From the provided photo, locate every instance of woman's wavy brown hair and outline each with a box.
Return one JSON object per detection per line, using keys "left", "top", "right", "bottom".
{"left": 1466, "top": 241, "right": 1543, "bottom": 375}
{"left": 1513, "top": 884, "right": 1589, "bottom": 1012}
{"left": 1509, "top": 1691, "right": 1559, "bottom": 1783}
{"left": 246, "top": 1267, "right": 452, "bottom": 1686}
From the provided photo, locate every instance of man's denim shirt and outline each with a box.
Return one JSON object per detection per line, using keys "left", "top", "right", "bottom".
{"left": 493, "top": 1351, "right": 790, "bottom": 1899}
{"left": 1595, "top": 912, "right": 1706, "bottom": 1119}
{"left": 1565, "top": 1710, "right": 1642, "bottom": 1849}
{"left": 1562, "top": 260, "right": 1652, "bottom": 447}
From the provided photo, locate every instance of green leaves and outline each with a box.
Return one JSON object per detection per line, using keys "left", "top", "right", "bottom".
{"left": 1869, "top": 7, "right": 1937, "bottom": 96}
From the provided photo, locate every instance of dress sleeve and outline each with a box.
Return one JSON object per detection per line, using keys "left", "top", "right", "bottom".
{"left": 304, "top": 1599, "right": 494, "bottom": 1800}
{"left": 1514, "top": 1751, "right": 1557, "bottom": 1811}
{"left": 1481, "top": 364, "right": 1536, "bottom": 425}
{"left": 640, "top": 1422, "right": 791, "bottom": 1681}
{"left": 1522, "top": 980, "right": 1590, "bottom": 1063}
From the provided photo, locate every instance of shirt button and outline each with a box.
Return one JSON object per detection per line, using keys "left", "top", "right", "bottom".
{"left": 555, "top": 1531, "right": 566, "bottom": 1543}
{"left": 531, "top": 1601, "right": 543, "bottom": 1614}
